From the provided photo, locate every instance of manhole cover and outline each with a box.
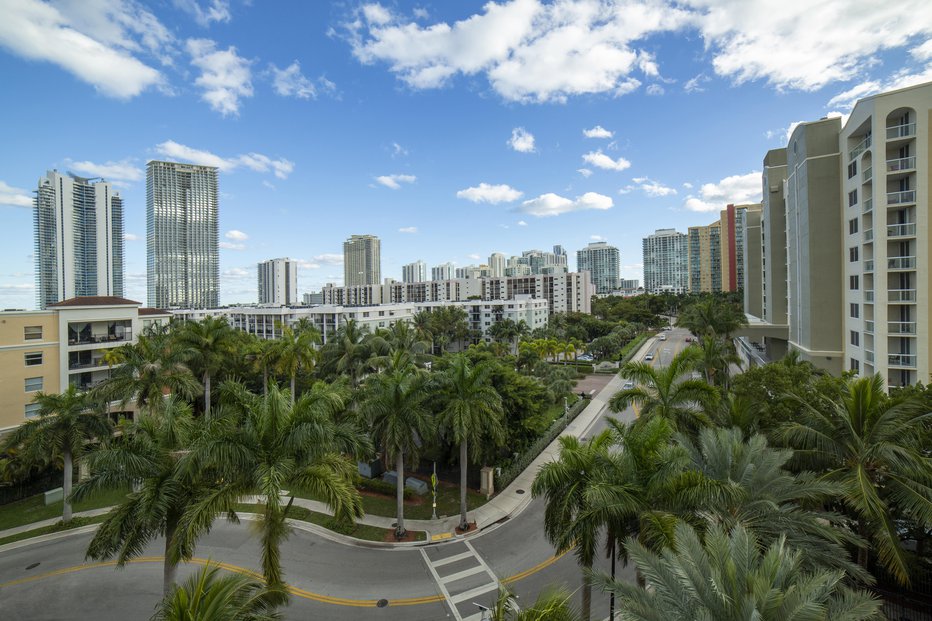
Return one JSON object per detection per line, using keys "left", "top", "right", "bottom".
{"left": 25, "top": 563, "right": 40, "bottom": 570}
{"left": 377, "top": 599, "right": 389, "bottom": 608}
{"left": 516, "top": 489, "right": 525, "bottom": 494}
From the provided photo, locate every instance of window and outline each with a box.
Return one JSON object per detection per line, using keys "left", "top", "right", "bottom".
{"left": 850, "top": 303, "right": 859, "bottom": 318}
{"left": 850, "top": 331, "right": 860, "bottom": 346}
{"left": 849, "top": 275, "right": 859, "bottom": 290}
{"left": 24, "top": 326, "right": 43, "bottom": 340}
{"left": 847, "top": 161, "right": 857, "bottom": 179}
{"left": 25, "top": 377, "right": 43, "bottom": 392}
{"left": 849, "top": 218, "right": 859, "bottom": 234}
{"left": 848, "top": 190, "right": 858, "bottom": 207}
{"left": 849, "top": 247, "right": 859, "bottom": 262}
{"left": 25, "top": 403, "right": 41, "bottom": 419}
{"left": 850, "top": 358, "right": 860, "bottom": 373}
{"left": 24, "top": 352, "right": 43, "bottom": 366}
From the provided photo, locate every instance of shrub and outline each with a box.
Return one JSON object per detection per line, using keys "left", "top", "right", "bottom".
{"left": 358, "top": 476, "right": 416, "bottom": 500}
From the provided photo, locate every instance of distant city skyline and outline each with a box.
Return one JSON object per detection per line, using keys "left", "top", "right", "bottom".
{"left": 0, "top": 1, "right": 929, "bottom": 308}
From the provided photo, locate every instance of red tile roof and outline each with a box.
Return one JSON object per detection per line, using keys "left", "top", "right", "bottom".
{"left": 47, "top": 296, "right": 141, "bottom": 308}
{"left": 138, "top": 308, "right": 171, "bottom": 316}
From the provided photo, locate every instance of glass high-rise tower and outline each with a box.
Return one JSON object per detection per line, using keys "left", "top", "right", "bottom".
{"left": 343, "top": 234, "right": 381, "bottom": 286}
{"left": 146, "top": 161, "right": 219, "bottom": 309}
{"left": 34, "top": 171, "right": 125, "bottom": 309}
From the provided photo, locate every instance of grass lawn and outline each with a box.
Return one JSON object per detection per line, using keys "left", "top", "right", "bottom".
{"left": 234, "top": 503, "right": 425, "bottom": 543}
{"left": 0, "top": 514, "right": 108, "bottom": 547}
{"left": 0, "top": 487, "right": 129, "bottom": 532}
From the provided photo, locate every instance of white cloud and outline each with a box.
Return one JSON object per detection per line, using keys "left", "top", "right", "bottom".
{"left": 392, "top": 142, "right": 408, "bottom": 157}
{"left": 590, "top": 234, "right": 605, "bottom": 241}
{"left": 67, "top": 158, "right": 143, "bottom": 181}
{"left": 456, "top": 183, "right": 523, "bottom": 204}
{"left": 683, "top": 182, "right": 693, "bottom": 189}
{"left": 312, "top": 253, "right": 343, "bottom": 265}
{"left": 123, "top": 232, "right": 139, "bottom": 241}
{"left": 223, "top": 266, "right": 249, "bottom": 278}
{"left": 508, "top": 127, "right": 536, "bottom": 153}
{"left": 518, "top": 191, "right": 613, "bottom": 217}
{"left": 186, "top": 38, "right": 253, "bottom": 116}
{"left": 269, "top": 60, "right": 317, "bottom": 99}
{"left": 583, "top": 125, "right": 613, "bottom": 139}
{"left": 0, "top": 283, "right": 35, "bottom": 291}
{"left": 683, "top": 73, "right": 709, "bottom": 93}
{"left": 826, "top": 64, "right": 932, "bottom": 110}
{"left": 399, "top": 226, "right": 418, "bottom": 233}
{"left": 346, "top": 0, "right": 685, "bottom": 102}
{"left": 577, "top": 168, "right": 593, "bottom": 178}
{"left": 912, "top": 39, "right": 932, "bottom": 62}
{"left": 517, "top": 220, "right": 528, "bottom": 226}
{"left": 646, "top": 83, "right": 664, "bottom": 95}
{"left": 582, "top": 150, "right": 631, "bottom": 172}
{"left": 0, "top": 181, "right": 33, "bottom": 208}
{"left": 631, "top": 176, "right": 677, "bottom": 197}
{"left": 375, "top": 174, "right": 416, "bottom": 189}
{"left": 174, "top": 0, "right": 231, "bottom": 26}
{"left": 683, "top": 171, "right": 762, "bottom": 213}
{"left": 225, "top": 229, "right": 248, "bottom": 241}
{"left": 0, "top": 0, "right": 165, "bottom": 99}
{"left": 219, "top": 241, "right": 245, "bottom": 250}
{"left": 467, "top": 253, "right": 481, "bottom": 260}
{"left": 154, "top": 141, "right": 294, "bottom": 179}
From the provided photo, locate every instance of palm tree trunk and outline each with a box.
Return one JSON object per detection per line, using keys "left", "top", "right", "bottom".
{"left": 459, "top": 440, "right": 468, "bottom": 531}
{"left": 396, "top": 453, "right": 406, "bottom": 538}
{"left": 582, "top": 570, "right": 592, "bottom": 621}
{"left": 62, "top": 446, "right": 73, "bottom": 523}
{"left": 290, "top": 373, "right": 296, "bottom": 403}
{"left": 203, "top": 371, "right": 211, "bottom": 415}
{"left": 163, "top": 519, "right": 178, "bottom": 596}
{"left": 263, "top": 366, "right": 268, "bottom": 397}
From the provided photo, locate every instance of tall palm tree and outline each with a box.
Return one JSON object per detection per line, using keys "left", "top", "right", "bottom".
{"left": 321, "top": 319, "right": 371, "bottom": 386}
{"left": 598, "top": 522, "right": 882, "bottom": 621}
{"left": 692, "top": 335, "right": 741, "bottom": 388}
{"left": 177, "top": 383, "right": 366, "bottom": 591}
{"left": 3, "top": 385, "right": 112, "bottom": 523}
{"left": 276, "top": 325, "right": 320, "bottom": 401}
{"left": 436, "top": 356, "right": 506, "bottom": 531}
{"left": 609, "top": 348, "right": 716, "bottom": 435}
{"left": 532, "top": 431, "right": 636, "bottom": 621}
{"left": 175, "top": 316, "right": 237, "bottom": 415}
{"left": 361, "top": 364, "right": 433, "bottom": 538}
{"left": 151, "top": 563, "right": 282, "bottom": 621}
{"left": 72, "top": 397, "right": 206, "bottom": 594}
{"left": 677, "top": 297, "right": 746, "bottom": 342}
{"left": 370, "top": 321, "right": 430, "bottom": 369}
{"left": 782, "top": 374, "right": 932, "bottom": 585}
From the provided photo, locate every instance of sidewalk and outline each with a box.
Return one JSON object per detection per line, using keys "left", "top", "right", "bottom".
{"left": 0, "top": 337, "right": 655, "bottom": 548}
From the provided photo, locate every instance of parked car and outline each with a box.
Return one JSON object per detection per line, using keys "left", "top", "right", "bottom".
{"left": 658, "top": 334, "right": 667, "bottom": 341}
{"left": 577, "top": 354, "right": 594, "bottom": 361}
{"left": 644, "top": 353, "right": 654, "bottom": 361}
{"left": 623, "top": 380, "right": 635, "bottom": 390}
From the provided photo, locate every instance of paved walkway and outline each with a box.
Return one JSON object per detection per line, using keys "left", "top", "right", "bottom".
{"left": 0, "top": 336, "right": 656, "bottom": 549}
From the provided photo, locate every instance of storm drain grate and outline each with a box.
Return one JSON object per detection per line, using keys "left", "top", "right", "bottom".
{"left": 377, "top": 599, "right": 389, "bottom": 608}
{"left": 25, "top": 563, "right": 40, "bottom": 570}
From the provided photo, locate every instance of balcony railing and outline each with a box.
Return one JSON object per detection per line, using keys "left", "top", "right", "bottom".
{"left": 888, "top": 353, "right": 917, "bottom": 368}
{"left": 886, "top": 123, "right": 916, "bottom": 140}
{"left": 68, "top": 331, "right": 132, "bottom": 346}
{"left": 864, "top": 290, "right": 874, "bottom": 302}
{"left": 863, "top": 166, "right": 873, "bottom": 182}
{"left": 864, "top": 260, "right": 874, "bottom": 271}
{"left": 865, "top": 320, "right": 874, "bottom": 334}
{"left": 887, "top": 190, "right": 916, "bottom": 205}
{"left": 864, "top": 229, "right": 873, "bottom": 242}
{"left": 888, "top": 289, "right": 917, "bottom": 302}
{"left": 886, "top": 156, "right": 915, "bottom": 172}
{"left": 849, "top": 135, "right": 872, "bottom": 160}
{"left": 863, "top": 198, "right": 873, "bottom": 214}
{"left": 888, "top": 256, "right": 916, "bottom": 270}
{"left": 68, "top": 360, "right": 102, "bottom": 370}
{"left": 887, "top": 223, "right": 916, "bottom": 238}
{"left": 888, "top": 321, "right": 917, "bottom": 335}
{"left": 865, "top": 350, "right": 874, "bottom": 363}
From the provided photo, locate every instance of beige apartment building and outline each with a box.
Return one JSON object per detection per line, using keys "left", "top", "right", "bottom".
{"left": 0, "top": 297, "right": 170, "bottom": 433}
{"left": 688, "top": 220, "right": 722, "bottom": 293}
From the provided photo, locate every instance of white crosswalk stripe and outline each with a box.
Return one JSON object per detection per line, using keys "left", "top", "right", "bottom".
{"left": 420, "top": 540, "right": 500, "bottom": 621}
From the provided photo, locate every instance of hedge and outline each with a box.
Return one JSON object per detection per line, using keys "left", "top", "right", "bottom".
{"left": 358, "top": 475, "right": 416, "bottom": 500}
{"left": 617, "top": 332, "right": 652, "bottom": 365}
{"left": 494, "top": 397, "right": 588, "bottom": 491}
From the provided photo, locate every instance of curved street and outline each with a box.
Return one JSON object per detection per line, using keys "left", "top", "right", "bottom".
{"left": 0, "top": 329, "right": 690, "bottom": 621}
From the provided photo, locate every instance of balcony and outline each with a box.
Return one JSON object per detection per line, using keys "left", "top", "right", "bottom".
{"left": 888, "top": 289, "right": 917, "bottom": 302}
{"left": 888, "top": 256, "right": 916, "bottom": 270}
{"left": 887, "top": 190, "right": 916, "bottom": 205}
{"left": 864, "top": 259, "right": 874, "bottom": 272}
{"left": 865, "top": 350, "right": 874, "bottom": 363}
{"left": 886, "top": 123, "right": 916, "bottom": 140}
{"left": 888, "top": 321, "right": 917, "bottom": 335}
{"left": 862, "top": 166, "right": 872, "bottom": 183}
{"left": 864, "top": 290, "right": 874, "bottom": 302}
{"left": 887, "top": 222, "right": 916, "bottom": 238}
{"left": 865, "top": 320, "right": 874, "bottom": 334}
{"left": 863, "top": 229, "right": 873, "bottom": 242}
{"left": 849, "top": 135, "right": 872, "bottom": 160}
{"left": 862, "top": 198, "right": 873, "bottom": 214}
{"left": 886, "top": 156, "right": 916, "bottom": 173}
{"left": 888, "top": 353, "right": 917, "bottom": 368}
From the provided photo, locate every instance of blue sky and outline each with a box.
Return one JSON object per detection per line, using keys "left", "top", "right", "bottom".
{"left": 1, "top": 0, "right": 930, "bottom": 308}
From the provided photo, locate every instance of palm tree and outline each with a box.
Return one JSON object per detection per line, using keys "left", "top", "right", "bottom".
{"left": 176, "top": 316, "right": 237, "bottom": 415}
{"left": 692, "top": 335, "right": 740, "bottom": 388}
{"left": 3, "top": 385, "right": 112, "bottom": 523}
{"left": 597, "top": 522, "right": 882, "bottom": 621}
{"left": 782, "top": 374, "right": 932, "bottom": 585}
{"left": 532, "top": 431, "right": 635, "bottom": 621}
{"left": 276, "top": 325, "right": 320, "bottom": 401}
{"left": 321, "top": 319, "right": 371, "bottom": 386}
{"left": 609, "top": 348, "right": 716, "bottom": 435}
{"left": 72, "top": 397, "right": 206, "bottom": 594}
{"left": 370, "top": 321, "right": 431, "bottom": 370}
{"left": 151, "top": 563, "right": 282, "bottom": 621}
{"left": 177, "top": 383, "right": 366, "bottom": 591}
{"left": 677, "top": 297, "right": 746, "bottom": 342}
{"left": 361, "top": 364, "right": 433, "bottom": 538}
{"left": 436, "top": 356, "right": 506, "bottom": 531}
{"left": 490, "top": 585, "right": 580, "bottom": 621}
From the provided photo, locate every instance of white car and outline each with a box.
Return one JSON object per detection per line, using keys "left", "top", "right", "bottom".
{"left": 644, "top": 353, "right": 654, "bottom": 361}
{"left": 623, "top": 380, "right": 635, "bottom": 390}
{"left": 658, "top": 334, "right": 667, "bottom": 341}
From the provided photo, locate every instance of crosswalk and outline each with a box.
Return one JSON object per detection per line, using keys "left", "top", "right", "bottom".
{"left": 420, "top": 540, "right": 500, "bottom": 620}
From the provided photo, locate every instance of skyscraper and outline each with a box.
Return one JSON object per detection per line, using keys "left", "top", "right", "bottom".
{"left": 431, "top": 262, "right": 454, "bottom": 281}
{"left": 146, "top": 161, "right": 219, "bottom": 309}
{"left": 402, "top": 260, "right": 427, "bottom": 283}
{"left": 643, "top": 229, "right": 689, "bottom": 294}
{"left": 576, "top": 241, "right": 619, "bottom": 294}
{"left": 488, "top": 252, "right": 506, "bottom": 277}
{"left": 258, "top": 258, "right": 298, "bottom": 306}
{"left": 34, "top": 170, "right": 125, "bottom": 309}
{"left": 688, "top": 220, "right": 722, "bottom": 293}
{"left": 343, "top": 234, "right": 381, "bottom": 286}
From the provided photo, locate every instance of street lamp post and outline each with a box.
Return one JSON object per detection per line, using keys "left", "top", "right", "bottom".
{"left": 431, "top": 461, "right": 438, "bottom": 521}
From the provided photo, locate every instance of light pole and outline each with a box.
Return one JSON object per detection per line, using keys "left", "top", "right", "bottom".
{"left": 430, "top": 461, "right": 438, "bottom": 521}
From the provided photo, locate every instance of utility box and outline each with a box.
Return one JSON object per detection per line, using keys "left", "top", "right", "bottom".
{"left": 480, "top": 467, "right": 495, "bottom": 498}
{"left": 358, "top": 459, "right": 384, "bottom": 479}
{"left": 44, "top": 487, "right": 64, "bottom": 506}
{"left": 405, "top": 477, "right": 429, "bottom": 496}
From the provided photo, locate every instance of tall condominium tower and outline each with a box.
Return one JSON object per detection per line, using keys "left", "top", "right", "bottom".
{"left": 576, "top": 241, "right": 619, "bottom": 294}
{"left": 146, "top": 161, "right": 219, "bottom": 309}
{"left": 719, "top": 203, "right": 759, "bottom": 292}
{"left": 34, "top": 171, "right": 125, "bottom": 309}
{"left": 431, "top": 262, "right": 454, "bottom": 281}
{"left": 402, "top": 260, "right": 427, "bottom": 283}
{"left": 343, "top": 235, "right": 381, "bottom": 286}
{"left": 687, "top": 221, "right": 722, "bottom": 293}
{"left": 488, "top": 252, "right": 506, "bottom": 277}
{"left": 643, "top": 229, "right": 689, "bottom": 294}
{"left": 258, "top": 258, "right": 298, "bottom": 306}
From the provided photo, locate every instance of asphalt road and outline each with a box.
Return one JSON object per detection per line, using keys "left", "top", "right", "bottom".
{"left": 0, "top": 329, "right": 690, "bottom": 621}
